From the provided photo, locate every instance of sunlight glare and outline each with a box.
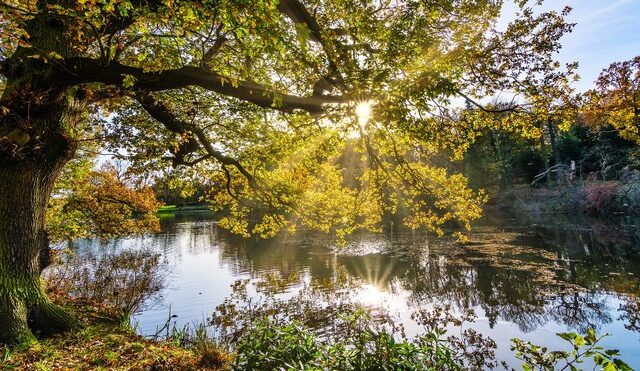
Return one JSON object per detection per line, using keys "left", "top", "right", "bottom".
{"left": 357, "top": 284, "right": 387, "bottom": 306}
{"left": 355, "top": 101, "right": 374, "bottom": 126}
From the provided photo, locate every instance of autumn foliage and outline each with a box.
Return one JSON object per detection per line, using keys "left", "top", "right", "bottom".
{"left": 47, "top": 163, "right": 160, "bottom": 243}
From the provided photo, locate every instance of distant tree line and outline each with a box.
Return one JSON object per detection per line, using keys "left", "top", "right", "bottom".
{"left": 463, "top": 56, "right": 640, "bottom": 214}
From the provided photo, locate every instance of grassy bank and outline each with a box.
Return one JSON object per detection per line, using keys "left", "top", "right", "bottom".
{"left": 0, "top": 294, "right": 229, "bottom": 370}
{"left": 495, "top": 177, "right": 640, "bottom": 215}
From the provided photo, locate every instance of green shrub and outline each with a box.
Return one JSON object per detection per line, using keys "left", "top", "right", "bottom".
{"left": 234, "top": 320, "right": 321, "bottom": 370}
{"left": 511, "top": 329, "right": 632, "bottom": 371}
{"left": 231, "top": 315, "right": 632, "bottom": 371}
{"left": 232, "top": 312, "right": 465, "bottom": 371}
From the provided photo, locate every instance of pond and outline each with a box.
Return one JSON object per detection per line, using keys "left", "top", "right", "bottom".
{"left": 74, "top": 211, "right": 640, "bottom": 368}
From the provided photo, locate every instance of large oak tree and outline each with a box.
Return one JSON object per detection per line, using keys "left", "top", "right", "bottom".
{"left": 0, "top": 0, "right": 572, "bottom": 344}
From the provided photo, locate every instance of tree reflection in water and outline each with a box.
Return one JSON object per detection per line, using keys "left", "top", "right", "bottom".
{"left": 619, "top": 297, "right": 640, "bottom": 333}
{"left": 208, "top": 211, "right": 640, "bottom": 339}
{"left": 122, "top": 212, "right": 640, "bottom": 367}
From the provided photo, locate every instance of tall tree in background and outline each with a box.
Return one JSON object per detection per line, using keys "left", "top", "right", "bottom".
{"left": 585, "top": 56, "right": 640, "bottom": 144}
{"left": 519, "top": 60, "right": 579, "bottom": 181}
{"left": 0, "top": 0, "right": 572, "bottom": 344}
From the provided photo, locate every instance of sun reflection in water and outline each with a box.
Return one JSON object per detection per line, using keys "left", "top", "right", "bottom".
{"left": 356, "top": 284, "right": 388, "bottom": 306}
{"left": 353, "top": 283, "right": 408, "bottom": 312}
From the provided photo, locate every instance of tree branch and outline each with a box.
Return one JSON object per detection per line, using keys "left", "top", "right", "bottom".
{"left": 455, "top": 89, "right": 523, "bottom": 114}
{"left": 133, "top": 91, "right": 255, "bottom": 183}
{"left": 65, "top": 58, "right": 343, "bottom": 114}
{"left": 277, "top": 0, "right": 345, "bottom": 90}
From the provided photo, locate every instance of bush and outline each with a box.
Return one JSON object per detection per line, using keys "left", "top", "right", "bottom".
{"left": 584, "top": 181, "right": 619, "bottom": 214}
{"left": 232, "top": 315, "right": 631, "bottom": 371}
{"left": 43, "top": 249, "right": 166, "bottom": 318}
{"left": 232, "top": 311, "right": 466, "bottom": 371}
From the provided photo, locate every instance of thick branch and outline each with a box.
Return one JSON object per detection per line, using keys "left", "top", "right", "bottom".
{"left": 277, "top": 0, "right": 344, "bottom": 90}
{"left": 133, "top": 92, "right": 254, "bottom": 182}
{"left": 65, "top": 58, "right": 344, "bottom": 114}
{"left": 277, "top": 0, "right": 323, "bottom": 42}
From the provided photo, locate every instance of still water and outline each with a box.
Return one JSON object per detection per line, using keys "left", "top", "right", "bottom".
{"left": 75, "top": 211, "right": 640, "bottom": 368}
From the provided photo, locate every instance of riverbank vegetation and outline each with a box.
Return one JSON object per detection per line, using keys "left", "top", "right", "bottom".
{"left": 0, "top": 295, "right": 212, "bottom": 370}
{"left": 463, "top": 56, "right": 640, "bottom": 215}
{"left": 1, "top": 249, "right": 633, "bottom": 370}
{"left": 1, "top": 249, "right": 227, "bottom": 370}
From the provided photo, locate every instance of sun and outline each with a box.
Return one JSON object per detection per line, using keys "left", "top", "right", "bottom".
{"left": 355, "top": 101, "right": 374, "bottom": 126}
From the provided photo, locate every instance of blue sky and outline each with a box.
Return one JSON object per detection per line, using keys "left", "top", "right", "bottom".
{"left": 502, "top": 0, "right": 640, "bottom": 92}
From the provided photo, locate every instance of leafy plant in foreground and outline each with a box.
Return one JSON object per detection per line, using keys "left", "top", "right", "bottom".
{"left": 511, "top": 329, "right": 632, "bottom": 371}
{"left": 232, "top": 311, "right": 466, "bottom": 371}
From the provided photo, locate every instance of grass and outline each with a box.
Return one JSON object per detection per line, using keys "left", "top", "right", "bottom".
{"left": 0, "top": 294, "right": 230, "bottom": 370}
{"left": 156, "top": 204, "right": 212, "bottom": 214}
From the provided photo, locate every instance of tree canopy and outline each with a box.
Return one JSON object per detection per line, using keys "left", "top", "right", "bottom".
{"left": 0, "top": 0, "right": 576, "bottom": 241}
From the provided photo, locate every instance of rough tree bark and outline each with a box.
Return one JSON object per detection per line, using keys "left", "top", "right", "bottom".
{"left": 0, "top": 156, "right": 78, "bottom": 344}
{"left": 0, "top": 8, "right": 82, "bottom": 344}
{"left": 0, "top": 76, "right": 82, "bottom": 345}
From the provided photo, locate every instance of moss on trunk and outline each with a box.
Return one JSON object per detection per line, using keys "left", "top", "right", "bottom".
{"left": 0, "top": 160, "right": 77, "bottom": 344}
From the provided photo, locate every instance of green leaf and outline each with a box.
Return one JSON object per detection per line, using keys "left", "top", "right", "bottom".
{"left": 122, "top": 74, "right": 137, "bottom": 88}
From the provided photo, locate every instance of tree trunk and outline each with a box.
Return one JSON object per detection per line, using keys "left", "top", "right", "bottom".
{"left": 547, "top": 120, "right": 561, "bottom": 167}
{"left": 539, "top": 134, "right": 551, "bottom": 185}
{"left": 0, "top": 158, "right": 79, "bottom": 344}
{"left": 0, "top": 4, "right": 87, "bottom": 345}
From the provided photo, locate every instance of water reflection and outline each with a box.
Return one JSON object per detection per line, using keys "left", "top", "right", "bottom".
{"left": 76, "top": 211, "right": 640, "bottom": 367}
